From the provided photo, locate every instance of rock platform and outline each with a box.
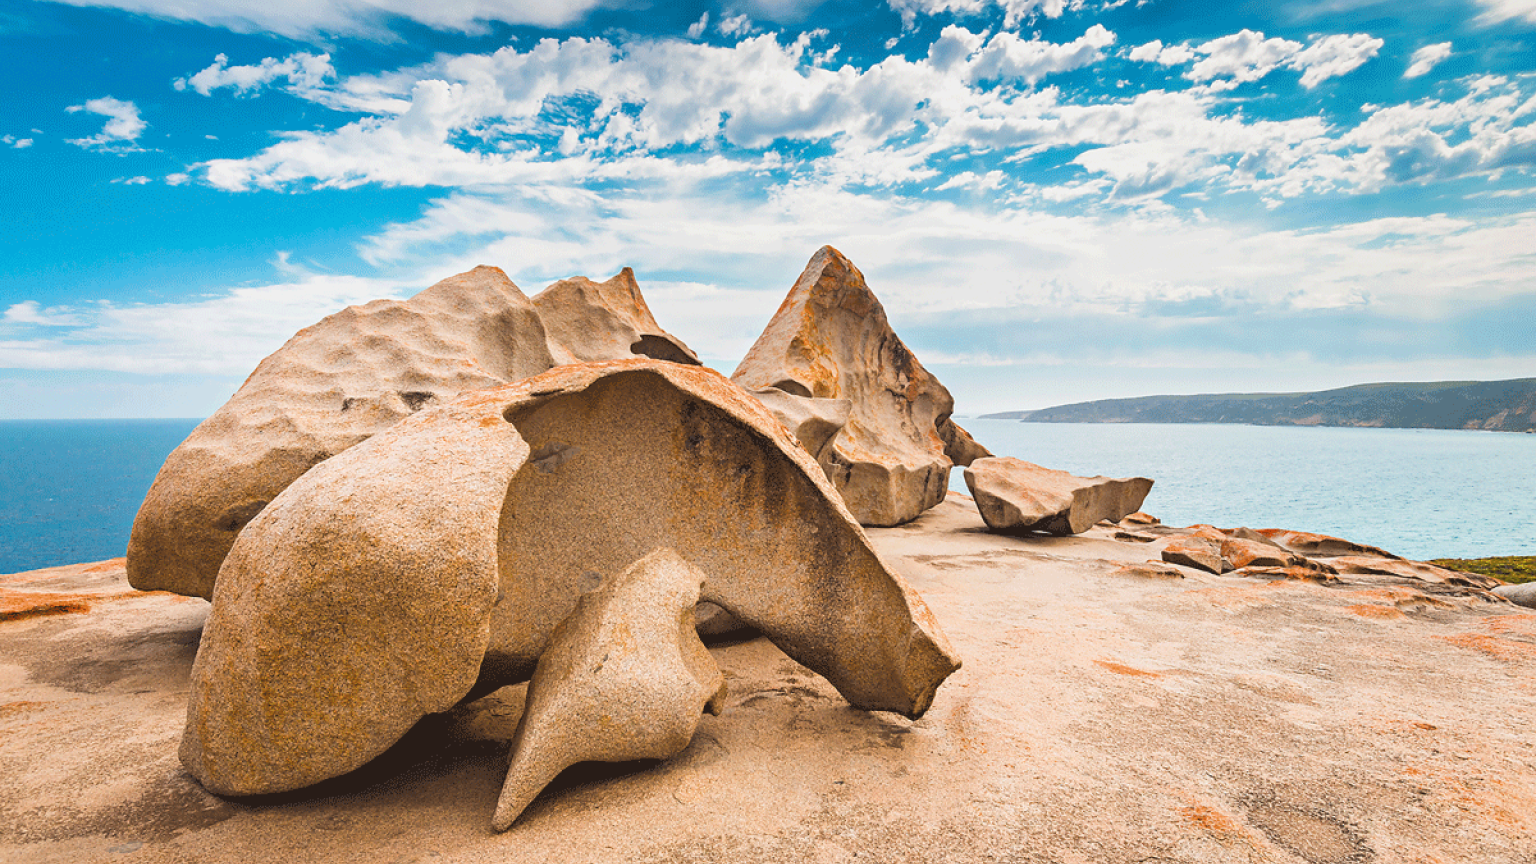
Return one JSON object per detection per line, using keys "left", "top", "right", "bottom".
{"left": 3, "top": 500, "right": 1534, "bottom": 863}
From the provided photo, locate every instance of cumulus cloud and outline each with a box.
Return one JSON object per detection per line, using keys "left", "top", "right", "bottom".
{"left": 65, "top": 97, "right": 147, "bottom": 152}
{"left": 37, "top": 0, "right": 622, "bottom": 38}
{"left": 1131, "top": 29, "right": 1381, "bottom": 91}
{"left": 887, "top": 0, "right": 1073, "bottom": 28}
{"left": 2, "top": 134, "right": 35, "bottom": 149}
{"left": 967, "top": 24, "right": 1116, "bottom": 85}
{"left": 176, "top": 52, "right": 333, "bottom": 96}
{"left": 1404, "top": 42, "right": 1453, "bottom": 79}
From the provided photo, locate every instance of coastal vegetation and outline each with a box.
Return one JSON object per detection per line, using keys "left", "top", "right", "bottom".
{"left": 1430, "top": 556, "right": 1536, "bottom": 584}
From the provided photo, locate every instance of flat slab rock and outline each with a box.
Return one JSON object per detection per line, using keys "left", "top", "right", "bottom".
{"left": 964, "top": 456, "right": 1153, "bottom": 536}
{"left": 5, "top": 501, "right": 1535, "bottom": 863}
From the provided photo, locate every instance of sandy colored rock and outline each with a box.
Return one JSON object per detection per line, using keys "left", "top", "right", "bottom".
{"left": 937, "top": 416, "right": 991, "bottom": 466}
{"left": 533, "top": 269, "right": 699, "bottom": 367}
{"left": 1494, "top": 582, "right": 1536, "bottom": 608}
{"left": 128, "top": 266, "right": 558, "bottom": 600}
{"left": 732, "top": 246, "right": 968, "bottom": 526}
{"left": 484, "top": 360, "right": 959, "bottom": 716}
{"left": 1256, "top": 528, "right": 1401, "bottom": 559}
{"left": 180, "top": 397, "right": 525, "bottom": 796}
{"left": 179, "top": 359, "right": 958, "bottom": 797}
{"left": 1121, "top": 511, "right": 1160, "bottom": 525}
{"left": 1234, "top": 565, "right": 1341, "bottom": 584}
{"left": 1220, "top": 536, "right": 1336, "bottom": 575}
{"left": 493, "top": 549, "right": 726, "bottom": 832}
{"left": 1111, "top": 562, "right": 1186, "bottom": 579}
{"left": 963, "top": 456, "right": 1154, "bottom": 536}
{"left": 1330, "top": 556, "right": 1504, "bottom": 592}
{"left": 1162, "top": 536, "right": 1232, "bottom": 574}
{"left": 7, "top": 500, "right": 1536, "bottom": 864}
{"left": 745, "top": 386, "right": 851, "bottom": 461}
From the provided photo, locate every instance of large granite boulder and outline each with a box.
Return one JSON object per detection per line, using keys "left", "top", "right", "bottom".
{"left": 1494, "top": 582, "right": 1536, "bottom": 609}
{"left": 963, "top": 457, "right": 1153, "bottom": 536}
{"left": 533, "top": 268, "right": 700, "bottom": 367}
{"left": 492, "top": 548, "right": 726, "bottom": 832}
{"left": 131, "top": 266, "right": 700, "bottom": 600}
{"left": 732, "top": 246, "right": 986, "bottom": 526}
{"left": 129, "top": 266, "right": 555, "bottom": 600}
{"left": 181, "top": 359, "right": 960, "bottom": 797}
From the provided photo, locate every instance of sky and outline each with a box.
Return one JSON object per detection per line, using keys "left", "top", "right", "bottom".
{"left": 0, "top": 0, "right": 1533, "bottom": 418}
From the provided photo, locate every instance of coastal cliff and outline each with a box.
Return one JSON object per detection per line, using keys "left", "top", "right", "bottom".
{"left": 985, "top": 378, "right": 1536, "bottom": 432}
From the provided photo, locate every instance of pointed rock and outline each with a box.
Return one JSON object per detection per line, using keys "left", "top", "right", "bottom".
{"left": 180, "top": 359, "right": 959, "bottom": 798}
{"left": 491, "top": 548, "right": 725, "bottom": 832}
{"left": 534, "top": 268, "right": 699, "bottom": 366}
{"left": 733, "top": 246, "right": 974, "bottom": 526}
{"left": 963, "top": 457, "right": 1154, "bottom": 536}
{"left": 129, "top": 266, "right": 557, "bottom": 600}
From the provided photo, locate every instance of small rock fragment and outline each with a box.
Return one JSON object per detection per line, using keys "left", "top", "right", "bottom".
{"left": 492, "top": 549, "right": 726, "bottom": 832}
{"left": 1493, "top": 583, "right": 1536, "bottom": 609}
{"left": 963, "top": 457, "right": 1154, "bottom": 536}
{"left": 1114, "top": 531, "right": 1159, "bottom": 544}
{"left": 1234, "top": 565, "right": 1340, "bottom": 584}
{"left": 1162, "top": 537, "right": 1232, "bottom": 575}
{"left": 1111, "top": 562, "right": 1186, "bottom": 579}
{"left": 1121, "top": 512, "right": 1160, "bottom": 526}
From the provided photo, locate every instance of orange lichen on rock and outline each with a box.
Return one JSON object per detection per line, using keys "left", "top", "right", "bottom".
{"left": 1095, "top": 660, "right": 1161, "bottom": 677}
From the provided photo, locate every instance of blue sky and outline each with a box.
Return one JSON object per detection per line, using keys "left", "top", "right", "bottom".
{"left": 1, "top": 0, "right": 1533, "bottom": 418}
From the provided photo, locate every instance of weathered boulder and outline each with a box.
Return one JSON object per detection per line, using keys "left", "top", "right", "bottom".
{"left": 1330, "top": 556, "right": 1502, "bottom": 590}
{"left": 1494, "top": 582, "right": 1536, "bottom": 609}
{"left": 1221, "top": 536, "right": 1336, "bottom": 574}
{"left": 1256, "top": 529, "right": 1401, "bottom": 560}
{"left": 732, "top": 246, "right": 977, "bottom": 526}
{"left": 963, "top": 457, "right": 1154, "bottom": 536}
{"left": 1161, "top": 536, "right": 1232, "bottom": 574}
{"left": 129, "top": 266, "right": 558, "bottom": 600}
{"left": 181, "top": 359, "right": 959, "bottom": 797}
{"left": 533, "top": 269, "right": 699, "bottom": 367}
{"left": 492, "top": 548, "right": 726, "bottom": 832}
{"left": 745, "top": 387, "right": 852, "bottom": 461}
{"left": 181, "top": 394, "right": 524, "bottom": 795}
{"left": 130, "top": 266, "right": 702, "bottom": 602}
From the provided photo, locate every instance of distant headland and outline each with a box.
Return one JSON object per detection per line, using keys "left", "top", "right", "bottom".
{"left": 982, "top": 378, "right": 1536, "bottom": 432}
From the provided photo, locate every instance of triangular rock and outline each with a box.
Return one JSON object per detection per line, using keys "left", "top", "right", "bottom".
{"left": 534, "top": 268, "right": 700, "bottom": 366}
{"left": 733, "top": 246, "right": 987, "bottom": 526}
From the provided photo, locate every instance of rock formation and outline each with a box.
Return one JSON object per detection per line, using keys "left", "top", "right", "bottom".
{"left": 963, "top": 457, "right": 1153, "bottom": 536}
{"left": 732, "top": 246, "right": 987, "bottom": 526}
{"left": 1494, "top": 582, "right": 1536, "bottom": 609}
{"left": 180, "top": 359, "right": 959, "bottom": 798}
{"left": 533, "top": 269, "right": 699, "bottom": 367}
{"left": 492, "top": 548, "right": 726, "bottom": 832}
{"left": 1161, "top": 536, "right": 1232, "bottom": 574}
{"left": 743, "top": 387, "right": 851, "bottom": 462}
{"left": 130, "top": 266, "right": 700, "bottom": 600}
{"left": 1255, "top": 529, "right": 1400, "bottom": 560}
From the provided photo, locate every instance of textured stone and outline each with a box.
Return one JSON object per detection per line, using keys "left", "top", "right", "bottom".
{"left": 732, "top": 246, "right": 974, "bottom": 526}
{"left": 492, "top": 548, "right": 726, "bottom": 832}
{"left": 180, "top": 359, "right": 959, "bottom": 797}
{"left": 1220, "top": 536, "right": 1336, "bottom": 574}
{"left": 1330, "top": 556, "right": 1502, "bottom": 590}
{"left": 963, "top": 457, "right": 1154, "bottom": 536}
{"left": 745, "top": 387, "right": 851, "bottom": 462}
{"left": 129, "top": 266, "right": 557, "bottom": 600}
{"left": 937, "top": 416, "right": 992, "bottom": 467}
{"left": 1256, "top": 529, "right": 1401, "bottom": 560}
{"left": 1161, "top": 536, "right": 1232, "bottom": 575}
{"left": 181, "top": 396, "right": 524, "bottom": 795}
{"left": 533, "top": 269, "right": 699, "bottom": 367}
{"left": 1494, "top": 582, "right": 1536, "bottom": 609}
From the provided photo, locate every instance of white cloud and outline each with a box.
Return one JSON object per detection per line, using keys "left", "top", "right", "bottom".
{"left": 112, "top": 175, "right": 153, "bottom": 184}
{"left": 687, "top": 12, "right": 709, "bottom": 39}
{"left": 5, "top": 301, "right": 82, "bottom": 326}
{"left": 967, "top": 24, "right": 1117, "bottom": 86}
{"left": 38, "top": 0, "right": 621, "bottom": 38}
{"left": 176, "top": 52, "right": 333, "bottom": 96}
{"left": 1404, "top": 42, "right": 1453, "bottom": 79}
{"left": 717, "top": 14, "right": 756, "bottom": 37}
{"left": 1472, "top": 0, "right": 1536, "bottom": 24}
{"left": 1132, "top": 29, "right": 1380, "bottom": 91}
{"left": 3, "top": 135, "right": 33, "bottom": 148}
{"left": 887, "top": 0, "right": 1073, "bottom": 28}
{"left": 1287, "top": 33, "right": 1383, "bottom": 89}
{"left": 64, "top": 96, "right": 146, "bottom": 152}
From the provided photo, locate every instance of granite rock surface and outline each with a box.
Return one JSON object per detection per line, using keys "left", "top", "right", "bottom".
{"left": 963, "top": 457, "right": 1154, "bottom": 536}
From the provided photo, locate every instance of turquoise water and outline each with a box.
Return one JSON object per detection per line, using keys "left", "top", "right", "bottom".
{"left": 956, "top": 420, "right": 1536, "bottom": 560}
{"left": 1, "top": 418, "right": 1531, "bottom": 574}
{"left": 0, "top": 419, "right": 200, "bottom": 574}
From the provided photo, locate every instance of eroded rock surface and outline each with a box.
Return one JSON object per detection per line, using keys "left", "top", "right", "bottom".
{"left": 744, "top": 387, "right": 851, "bottom": 462}
{"left": 533, "top": 269, "right": 699, "bottom": 367}
{"left": 732, "top": 246, "right": 976, "bottom": 526}
{"left": 1256, "top": 529, "right": 1401, "bottom": 560}
{"left": 964, "top": 457, "right": 1153, "bottom": 536}
{"left": 180, "top": 359, "right": 959, "bottom": 797}
{"left": 129, "top": 266, "right": 557, "bottom": 600}
{"left": 1161, "top": 536, "right": 1233, "bottom": 575}
{"left": 492, "top": 548, "right": 726, "bottom": 832}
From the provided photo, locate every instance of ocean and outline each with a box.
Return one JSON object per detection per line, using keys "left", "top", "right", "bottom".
{"left": 1, "top": 418, "right": 1531, "bottom": 574}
